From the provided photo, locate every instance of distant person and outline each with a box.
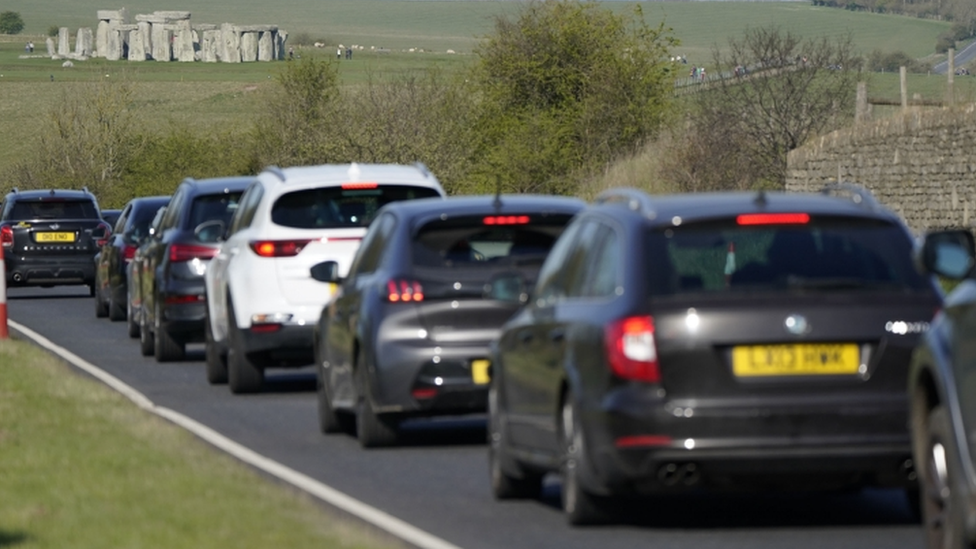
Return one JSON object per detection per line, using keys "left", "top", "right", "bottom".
{"left": 346, "top": 47, "right": 352, "bottom": 60}
{"left": 288, "top": 46, "right": 294, "bottom": 60}
{"left": 337, "top": 47, "right": 342, "bottom": 60}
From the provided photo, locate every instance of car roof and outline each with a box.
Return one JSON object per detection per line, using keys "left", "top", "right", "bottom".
{"left": 593, "top": 188, "right": 902, "bottom": 226}
{"left": 382, "top": 194, "right": 586, "bottom": 223}
{"left": 179, "top": 176, "right": 255, "bottom": 195}
{"left": 5, "top": 188, "right": 95, "bottom": 201}
{"left": 260, "top": 163, "right": 444, "bottom": 192}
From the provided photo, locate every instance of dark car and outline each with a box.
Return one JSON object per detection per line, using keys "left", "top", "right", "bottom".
{"left": 909, "top": 229, "right": 976, "bottom": 549}
{"left": 127, "top": 204, "right": 168, "bottom": 339}
{"left": 94, "top": 196, "right": 170, "bottom": 321}
{"left": 1, "top": 187, "right": 112, "bottom": 295}
{"left": 134, "top": 176, "right": 252, "bottom": 362}
{"left": 101, "top": 208, "right": 123, "bottom": 229}
{"left": 311, "top": 195, "right": 585, "bottom": 447}
{"left": 488, "top": 185, "right": 942, "bottom": 525}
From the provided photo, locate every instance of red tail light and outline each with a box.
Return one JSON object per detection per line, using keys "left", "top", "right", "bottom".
{"left": 1, "top": 225, "right": 12, "bottom": 249}
{"left": 170, "top": 243, "right": 219, "bottom": 262}
{"left": 605, "top": 316, "right": 659, "bottom": 382}
{"left": 615, "top": 435, "right": 672, "bottom": 449}
{"left": 250, "top": 324, "right": 281, "bottom": 334}
{"left": 96, "top": 221, "right": 112, "bottom": 247}
{"left": 412, "top": 387, "right": 438, "bottom": 400}
{"left": 386, "top": 279, "right": 424, "bottom": 302}
{"left": 342, "top": 182, "right": 378, "bottom": 190}
{"left": 483, "top": 215, "right": 530, "bottom": 226}
{"left": 164, "top": 294, "right": 205, "bottom": 305}
{"left": 736, "top": 213, "right": 810, "bottom": 225}
{"left": 122, "top": 244, "right": 138, "bottom": 262}
{"left": 249, "top": 240, "right": 312, "bottom": 258}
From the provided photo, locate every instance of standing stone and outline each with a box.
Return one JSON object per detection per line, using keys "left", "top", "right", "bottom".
{"left": 75, "top": 28, "right": 93, "bottom": 58}
{"left": 58, "top": 28, "right": 70, "bottom": 57}
{"left": 241, "top": 32, "right": 258, "bottom": 62}
{"left": 45, "top": 37, "right": 56, "bottom": 57}
{"left": 257, "top": 31, "right": 274, "bottom": 62}
{"left": 104, "top": 21, "right": 123, "bottom": 61}
{"left": 151, "top": 24, "right": 172, "bottom": 61}
{"left": 128, "top": 24, "right": 148, "bottom": 60}
{"left": 199, "top": 26, "right": 219, "bottom": 62}
{"left": 174, "top": 20, "right": 195, "bottom": 62}
{"left": 276, "top": 30, "right": 288, "bottom": 60}
{"left": 95, "top": 20, "right": 110, "bottom": 58}
{"left": 220, "top": 24, "right": 241, "bottom": 63}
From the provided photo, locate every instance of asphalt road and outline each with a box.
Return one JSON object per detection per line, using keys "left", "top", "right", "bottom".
{"left": 7, "top": 285, "right": 925, "bottom": 549}
{"left": 933, "top": 40, "right": 976, "bottom": 74}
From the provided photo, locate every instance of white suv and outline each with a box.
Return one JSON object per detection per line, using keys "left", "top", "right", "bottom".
{"left": 203, "top": 163, "right": 446, "bottom": 393}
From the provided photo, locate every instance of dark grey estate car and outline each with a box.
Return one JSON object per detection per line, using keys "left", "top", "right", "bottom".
{"left": 488, "top": 186, "right": 942, "bottom": 525}
{"left": 1, "top": 187, "right": 112, "bottom": 295}
{"left": 909, "top": 229, "right": 976, "bottom": 549}
{"left": 311, "top": 195, "right": 585, "bottom": 448}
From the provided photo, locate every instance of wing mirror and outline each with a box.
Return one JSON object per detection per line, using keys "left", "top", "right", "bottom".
{"left": 918, "top": 229, "right": 976, "bottom": 280}
{"left": 310, "top": 260, "right": 341, "bottom": 284}
{"left": 485, "top": 272, "right": 528, "bottom": 304}
{"left": 194, "top": 220, "right": 226, "bottom": 244}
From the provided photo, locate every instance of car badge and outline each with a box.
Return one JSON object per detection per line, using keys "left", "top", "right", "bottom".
{"left": 50, "top": 223, "right": 59, "bottom": 230}
{"left": 784, "top": 314, "right": 808, "bottom": 335}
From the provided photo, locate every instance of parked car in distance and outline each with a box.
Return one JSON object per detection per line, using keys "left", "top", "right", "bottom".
{"left": 101, "top": 208, "right": 123, "bottom": 229}
{"left": 94, "top": 196, "right": 170, "bottom": 321}
{"left": 134, "top": 176, "right": 253, "bottom": 362}
{"left": 1, "top": 187, "right": 112, "bottom": 296}
{"left": 127, "top": 204, "right": 168, "bottom": 339}
{"left": 310, "top": 194, "right": 584, "bottom": 447}
{"left": 488, "top": 185, "right": 942, "bottom": 525}
{"left": 204, "top": 162, "right": 446, "bottom": 394}
{"left": 909, "top": 229, "right": 976, "bottom": 549}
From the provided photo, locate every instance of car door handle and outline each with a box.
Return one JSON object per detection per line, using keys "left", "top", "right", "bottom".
{"left": 548, "top": 329, "right": 565, "bottom": 343}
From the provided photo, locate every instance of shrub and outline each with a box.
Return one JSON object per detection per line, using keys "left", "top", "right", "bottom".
{"left": 866, "top": 49, "right": 927, "bottom": 73}
{"left": 47, "top": 25, "right": 58, "bottom": 37}
{"left": 0, "top": 11, "right": 25, "bottom": 35}
{"left": 936, "top": 33, "right": 955, "bottom": 54}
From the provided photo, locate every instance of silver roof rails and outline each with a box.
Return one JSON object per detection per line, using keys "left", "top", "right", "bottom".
{"left": 595, "top": 187, "right": 656, "bottom": 214}
{"left": 819, "top": 181, "right": 880, "bottom": 209}
{"left": 264, "top": 165, "right": 286, "bottom": 182}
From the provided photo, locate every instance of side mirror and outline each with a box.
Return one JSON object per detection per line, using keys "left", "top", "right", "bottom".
{"left": 91, "top": 226, "right": 109, "bottom": 241}
{"left": 918, "top": 230, "right": 976, "bottom": 280}
{"left": 485, "top": 272, "right": 528, "bottom": 304}
{"left": 310, "top": 260, "right": 341, "bottom": 284}
{"left": 194, "top": 220, "right": 226, "bottom": 244}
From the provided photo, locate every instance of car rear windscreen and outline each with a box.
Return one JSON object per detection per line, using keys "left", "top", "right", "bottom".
{"left": 272, "top": 185, "right": 442, "bottom": 229}
{"left": 645, "top": 216, "right": 931, "bottom": 296}
{"left": 188, "top": 192, "right": 243, "bottom": 229}
{"left": 9, "top": 199, "right": 99, "bottom": 220}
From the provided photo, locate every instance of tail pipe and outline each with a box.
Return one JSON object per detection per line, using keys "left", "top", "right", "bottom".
{"left": 657, "top": 462, "right": 702, "bottom": 487}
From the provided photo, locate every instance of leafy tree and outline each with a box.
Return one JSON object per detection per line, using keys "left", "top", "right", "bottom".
{"left": 0, "top": 11, "right": 25, "bottom": 35}
{"left": 665, "top": 26, "right": 859, "bottom": 191}
{"left": 468, "top": 0, "right": 678, "bottom": 195}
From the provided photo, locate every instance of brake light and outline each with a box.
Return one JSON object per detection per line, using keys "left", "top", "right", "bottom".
{"left": 249, "top": 240, "right": 312, "bottom": 258}
{"left": 1, "top": 225, "right": 12, "bottom": 249}
{"left": 605, "top": 316, "right": 659, "bottom": 382}
{"left": 164, "top": 294, "right": 205, "bottom": 305}
{"left": 615, "top": 435, "right": 672, "bottom": 449}
{"left": 96, "top": 221, "right": 112, "bottom": 247}
{"left": 122, "top": 244, "right": 138, "bottom": 262}
{"left": 342, "top": 182, "right": 378, "bottom": 190}
{"left": 483, "top": 215, "right": 530, "bottom": 226}
{"left": 169, "top": 243, "right": 219, "bottom": 262}
{"left": 386, "top": 279, "right": 424, "bottom": 302}
{"left": 412, "top": 387, "right": 438, "bottom": 400}
{"left": 736, "top": 213, "right": 810, "bottom": 225}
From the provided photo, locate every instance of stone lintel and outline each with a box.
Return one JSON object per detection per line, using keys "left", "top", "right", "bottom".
{"left": 152, "top": 11, "right": 191, "bottom": 20}
{"left": 234, "top": 25, "right": 278, "bottom": 33}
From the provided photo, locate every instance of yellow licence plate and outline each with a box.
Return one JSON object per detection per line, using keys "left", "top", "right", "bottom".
{"left": 732, "top": 344, "right": 859, "bottom": 377}
{"left": 35, "top": 232, "right": 75, "bottom": 243}
{"left": 471, "top": 359, "right": 491, "bottom": 385}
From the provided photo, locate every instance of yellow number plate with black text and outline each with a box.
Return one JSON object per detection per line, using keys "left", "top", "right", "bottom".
{"left": 732, "top": 344, "right": 859, "bottom": 377}
{"left": 471, "top": 359, "right": 491, "bottom": 385}
{"left": 35, "top": 232, "right": 75, "bottom": 243}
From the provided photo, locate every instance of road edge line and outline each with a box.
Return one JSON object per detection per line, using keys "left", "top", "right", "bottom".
{"left": 9, "top": 319, "right": 463, "bottom": 549}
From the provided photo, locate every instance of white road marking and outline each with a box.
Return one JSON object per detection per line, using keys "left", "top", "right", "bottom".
{"left": 9, "top": 319, "right": 463, "bottom": 549}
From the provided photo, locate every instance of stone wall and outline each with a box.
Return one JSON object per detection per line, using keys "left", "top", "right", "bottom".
{"left": 786, "top": 104, "right": 976, "bottom": 234}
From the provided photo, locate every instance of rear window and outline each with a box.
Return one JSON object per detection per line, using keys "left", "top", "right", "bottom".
{"left": 9, "top": 199, "right": 99, "bottom": 220}
{"left": 646, "top": 216, "right": 931, "bottom": 296}
{"left": 412, "top": 214, "right": 574, "bottom": 268}
{"left": 272, "top": 185, "right": 442, "bottom": 229}
{"left": 187, "top": 193, "right": 243, "bottom": 230}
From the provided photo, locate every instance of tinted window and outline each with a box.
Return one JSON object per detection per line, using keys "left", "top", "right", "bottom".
{"left": 271, "top": 185, "right": 441, "bottom": 229}
{"left": 579, "top": 225, "right": 619, "bottom": 298}
{"left": 9, "top": 199, "right": 99, "bottom": 220}
{"left": 187, "top": 192, "right": 243, "bottom": 230}
{"left": 350, "top": 213, "right": 396, "bottom": 276}
{"left": 129, "top": 202, "right": 168, "bottom": 240}
{"left": 230, "top": 183, "right": 264, "bottom": 236}
{"left": 646, "top": 216, "right": 931, "bottom": 296}
{"left": 532, "top": 219, "right": 585, "bottom": 306}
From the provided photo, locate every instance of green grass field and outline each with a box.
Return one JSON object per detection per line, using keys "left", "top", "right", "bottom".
{"left": 0, "top": 338, "right": 387, "bottom": 549}
{"left": 0, "top": 1, "right": 967, "bottom": 177}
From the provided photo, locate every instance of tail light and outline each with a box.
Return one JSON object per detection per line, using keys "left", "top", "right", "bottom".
{"left": 164, "top": 294, "right": 205, "bottom": 305}
{"left": 736, "top": 213, "right": 810, "bottom": 225}
{"left": 483, "top": 215, "right": 530, "bottom": 225}
{"left": 122, "top": 243, "right": 138, "bottom": 263}
{"left": 169, "top": 243, "right": 219, "bottom": 262}
{"left": 386, "top": 279, "right": 424, "bottom": 302}
{"left": 249, "top": 240, "right": 312, "bottom": 258}
{"left": 1, "top": 225, "right": 12, "bottom": 249}
{"left": 95, "top": 221, "right": 112, "bottom": 247}
{"left": 604, "top": 315, "right": 659, "bottom": 382}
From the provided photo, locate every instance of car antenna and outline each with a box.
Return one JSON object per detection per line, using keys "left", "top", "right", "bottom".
{"left": 493, "top": 173, "right": 503, "bottom": 210}
{"left": 754, "top": 189, "right": 767, "bottom": 207}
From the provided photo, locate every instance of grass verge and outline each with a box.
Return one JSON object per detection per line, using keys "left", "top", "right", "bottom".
{"left": 0, "top": 337, "right": 390, "bottom": 549}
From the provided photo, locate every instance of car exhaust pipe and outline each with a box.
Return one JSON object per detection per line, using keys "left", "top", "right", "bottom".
{"left": 658, "top": 462, "right": 702, "bottom": 487}
{"left": 11, "top": 272, "right": 23, "bottom": 283}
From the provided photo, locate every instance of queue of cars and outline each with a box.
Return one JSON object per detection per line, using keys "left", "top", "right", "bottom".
{"left": 12, "top": 171, "right": 959, "bottom": 542}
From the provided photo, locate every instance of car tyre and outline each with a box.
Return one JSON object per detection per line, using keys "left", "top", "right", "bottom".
{"left": 94, "top": 281, "right": 109, "bottom": 318}
{"left": 921, "top": 406, "right": 973, "bottom": 549}
{"left": 139, "top": 300, "right": 155, "bottom": 356}
{"left": 317, "top": 368, "right": 354, "bottom": 435}
{"left": 227, "top": 298, "right": 264, "bottom": 394}
{"left": 108, "top": 291, "right": 126, "bottom": 321}
{"left": 154, "top": 300, "right": 185, "bottom": 362}
{"left": 126, "top": 286, "right": 140, "bottom": 338}
{"left": 561, "top": 398, "right": 613, "bottom": 526}
{"left": 489, "top": 384, "right": 543, "bottom": 499}
{"left": 204, "top": 310, "right": 228, "bottom": 385}
{"left": 355, "top": 352, "right": 398, "bottom": 448}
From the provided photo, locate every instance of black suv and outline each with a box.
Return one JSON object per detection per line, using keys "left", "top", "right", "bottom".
{"left": 1, "top": 187, "right": 111, "bottom": 295}
{"left": 488, "top": 185, "right": 941, "bottom": 524}
{"left": 311, "top": 195, "right": 584, "bottom": 447}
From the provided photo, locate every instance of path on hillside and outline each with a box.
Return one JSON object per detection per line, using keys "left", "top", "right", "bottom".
{"left": 933, "top": 39, "right": 976, "bottom": 74}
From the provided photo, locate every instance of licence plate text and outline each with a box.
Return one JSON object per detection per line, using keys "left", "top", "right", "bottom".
{"left": 732, "top": 343, "right": 859, "bottom": 377}
{"left": 35, "top": 232, "right": 75, "bottom": 243}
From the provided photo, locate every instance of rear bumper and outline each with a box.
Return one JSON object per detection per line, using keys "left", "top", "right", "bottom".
{"left": 240, "top": 324, "right": 315, "bottom": 368}
{"left": 5, "top": 254, "right": 96, "bottom": 286}
{"left": 576, "top": 385, "right": 914, "bottom": 495}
